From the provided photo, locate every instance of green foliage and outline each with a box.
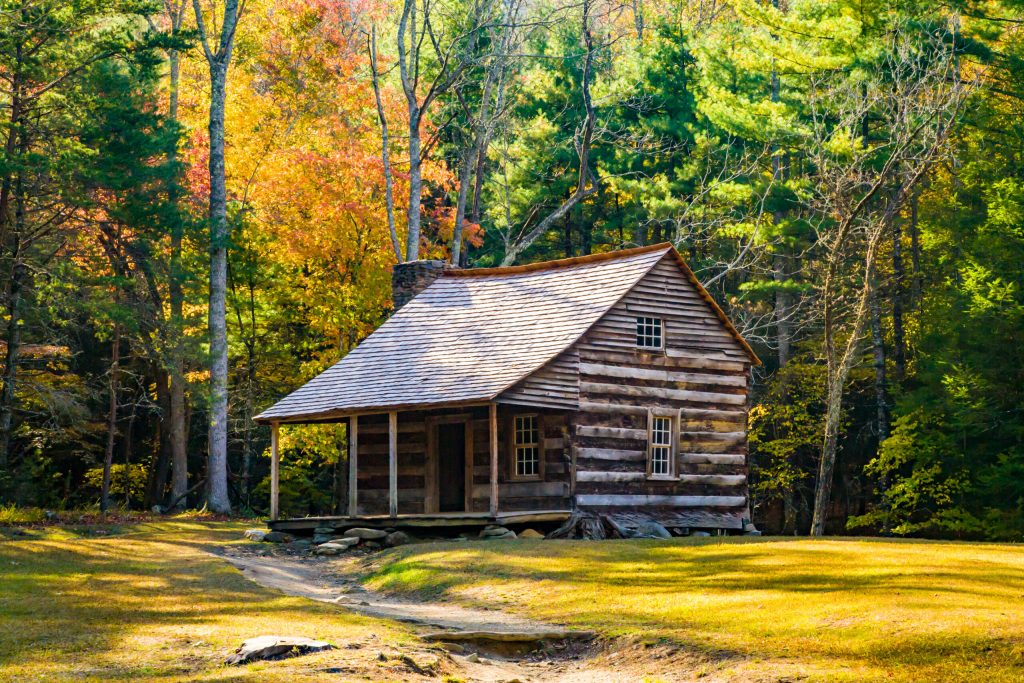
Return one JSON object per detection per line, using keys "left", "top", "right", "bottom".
{"left": 83, "top": 464, "right": 150, "bottom": 508}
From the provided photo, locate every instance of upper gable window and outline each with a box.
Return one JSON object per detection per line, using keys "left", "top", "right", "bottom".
{"left": 636, "top": 316, "right": 663, "bottom": 349}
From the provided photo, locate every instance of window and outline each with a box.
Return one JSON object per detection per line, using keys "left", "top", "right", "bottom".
{"left": 513, "top": 415, "right": 541, "bottom": 478}
{"left": 648, "top": 414, "right": 674, "bottom": 478}
{"left": 636, "top": 316, "right": 663, "bottom": 349}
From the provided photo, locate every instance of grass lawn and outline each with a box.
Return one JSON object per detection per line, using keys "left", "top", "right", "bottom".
{"left": 361, "top": 535, "right": 1024, "bottom": 682}
{"left": 0, "top": 520, "right": 420, "bottom": 683}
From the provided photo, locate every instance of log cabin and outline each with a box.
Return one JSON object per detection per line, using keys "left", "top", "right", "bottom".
{"left": 254, "top": 243, "right": 761, "bottom": 536}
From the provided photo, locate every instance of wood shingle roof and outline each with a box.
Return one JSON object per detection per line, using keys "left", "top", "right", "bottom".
{"left": 254, "top": 244, "right": 756, "bottom": 424}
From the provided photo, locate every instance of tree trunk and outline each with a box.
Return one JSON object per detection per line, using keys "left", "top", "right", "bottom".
{"left": 168, "top": 44, "right": 189, "bottom": 511}
{"left": 241, "top": 341, "right": 255, "bottom": 505}
{"left": 405, "top": 106, "right": 422, "bottom": 261}
{"left": 869, "top": 280, "right": 889, "bottom": 445}
{"left": 891, "top": 217, "right": 906, "bottom": 378}
{"left": 450, "top": 144, "right": 473, "bottom": 264}
{"left": 101, "top": 324, "right": 121, "bottom": 515}
{"left": 122, "top": 392, "right": 138, "bottom": 509}
{"left": 0, "top": 259, "right": 24, "bottom": 471}
{"left": 147, "top": 368, "right": 173, "bottom": 507}
{"left": 773, "top": 254, "right": 791, "bottom": 368}
{"left": 369, "top": 24, "right": 402, "bottom": 263}
{"left": 205, "top": 58, "right": 232, "bottom": 514}
{"left": 811, "top": 225, "right": 886, "bottom": 536}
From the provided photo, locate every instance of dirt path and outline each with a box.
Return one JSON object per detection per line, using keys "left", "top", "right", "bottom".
{"left": 214, "top": 547, "right": 704, "bottom": 682}
{"left": 219, "top": 551, "right": 565, "bottom": 634}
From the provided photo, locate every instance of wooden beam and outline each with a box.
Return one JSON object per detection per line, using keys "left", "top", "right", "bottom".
{"left": 489, "top": 403, "right": 499, "bottom": 516}
{"left": 348, "top": 415, "right": 358, "bottom": 517}
{"left": 576, "top": 494, "right": 746, "bottom": 507}
{"left": 388, "top": 411, "right": 398, "bottom": 518}
{"left": 270, "top": 422, "right": 280, "bottom": 521}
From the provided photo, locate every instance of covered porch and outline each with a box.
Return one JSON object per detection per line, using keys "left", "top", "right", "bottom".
{"left": 265, "top": 402, "right": 573, "bottom": 529}
{"left": 266, "top": 510, "right": 572, "bottom": 535}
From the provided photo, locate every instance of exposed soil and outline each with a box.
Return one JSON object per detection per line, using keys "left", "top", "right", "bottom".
{"left": 215, "top": 543, "right": 716, "bottom": 682}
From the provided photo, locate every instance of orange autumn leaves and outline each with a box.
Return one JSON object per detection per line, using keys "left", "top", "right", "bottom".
{"left": 178, "top": 0, "right": 454, "bottom": 364}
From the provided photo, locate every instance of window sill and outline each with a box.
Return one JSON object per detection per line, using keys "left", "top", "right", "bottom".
{"left": 509, "top": 475, "right": 543, "bottom": 483}
{"left": 647, "top": 475, "right": 679, "bottom": 482}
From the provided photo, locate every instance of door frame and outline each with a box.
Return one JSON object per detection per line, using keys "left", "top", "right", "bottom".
{"left": 425, "top": 413, "right": 474, "bottom": 513}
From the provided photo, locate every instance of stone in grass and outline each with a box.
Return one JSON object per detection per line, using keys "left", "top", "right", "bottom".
{"left": 313, "top": 538, "right": 359, "bottom": 555}
{"left": 311, "top": 534, "right": 334, "bottom": 545}
{"left": 313, "top": 526, "right": 336, "bottom": 535}
{"left": 518, "top": 528, "right": 544, "bottom": 539}
{"left": 342, "top": 527, "right": 388, "bottom": 541}
{"left": 243, "top": 529, "right": 267, "bottom": 542}
{"left": 225, "top": 635, "right": 334, "bottom": 665}
{"left": 633, "top": 521, "right": 672, "bottom": 539}
{"left": 262, "top": 531, "right": 294, "bottom": 544}
{"left": 691, "top": 530, "right": 712, "bottom": 538}
{"left": 384, "top": 530, "right": 411, "bottom": 547}
{"left": 480, "top": 526, "right": 516, "bottom": 540}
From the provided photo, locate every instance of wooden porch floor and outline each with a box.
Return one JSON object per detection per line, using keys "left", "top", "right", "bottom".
{"left": 267, "top": 509, "right": 572, "bottom": 534}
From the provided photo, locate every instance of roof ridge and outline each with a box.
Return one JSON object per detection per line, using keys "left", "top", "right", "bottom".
{"left": 444, "top": 242, "right": 672, "bottom": 278}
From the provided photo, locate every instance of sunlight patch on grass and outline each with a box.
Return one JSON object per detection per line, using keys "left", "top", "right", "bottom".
{"left": 0, "top": 521, "right": 411, "bottom": 682}
{"left": 363, "top": 536, "right": 1024, "bottom": 682}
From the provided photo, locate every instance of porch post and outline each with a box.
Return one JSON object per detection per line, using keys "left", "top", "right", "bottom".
{"left": 489, "top": 403, "right": 499, "bottom": 517}
{"left": 388, "top": 411, "right": 398, "bottom": 517}
{"left": 348, "top": 415, "right": 358, "bottom": 517}
{"left": 270, "top": 422, "right": 280, "bottom": 521}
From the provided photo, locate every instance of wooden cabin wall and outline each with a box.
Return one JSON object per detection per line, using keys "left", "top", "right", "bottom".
{"left": 354, "top": 412, "right": 427, "bottom": 515}
{"left": 499, "top": 348, "right": 580, "bottom": 410}
{"left": 354, "top": 406, "right": 571, "bottom": 515}
{"left": 469, "top": 406, "right": 571, "bottom": 512}
{"left": 571, "top": 255, "right": 752, "bottom": 530}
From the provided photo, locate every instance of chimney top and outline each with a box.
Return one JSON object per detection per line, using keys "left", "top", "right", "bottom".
{"left": 391, "top": 259, "right": 450, "bottom": 311}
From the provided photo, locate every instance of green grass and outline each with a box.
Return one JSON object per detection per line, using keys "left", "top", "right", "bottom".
{"left": 361, "top": 536, "right": 1024, "bottom": 682}
{"left": 0, "top": 520, "right": 416, "bottom": 682}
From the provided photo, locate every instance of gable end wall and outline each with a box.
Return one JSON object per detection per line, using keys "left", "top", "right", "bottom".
{"left": 569, "top": 255, "right": 751, "bottom": 530}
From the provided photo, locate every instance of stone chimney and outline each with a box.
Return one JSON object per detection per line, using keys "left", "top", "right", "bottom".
{"left": 391, "top": 259, "right": 449, "bottom": 311}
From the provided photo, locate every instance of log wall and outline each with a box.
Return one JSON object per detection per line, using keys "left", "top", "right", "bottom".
{"left": 570, "top": 256, "right": 752, "bottom": 529}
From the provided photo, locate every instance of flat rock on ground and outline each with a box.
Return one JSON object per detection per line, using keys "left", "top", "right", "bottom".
{"left": 343, "top": 527, "right": 389, "bottom": 540}
{"left": 225, "top": 635, "right": 334, "bottom": 665}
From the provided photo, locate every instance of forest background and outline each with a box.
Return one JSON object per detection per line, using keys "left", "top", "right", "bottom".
{"left": 0, "top": 0, "right": 1021, "bottom": 539}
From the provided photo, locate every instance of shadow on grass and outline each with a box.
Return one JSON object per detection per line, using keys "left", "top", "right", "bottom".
{"left": 0, "top": 521, "right": 382, "bottom": 682}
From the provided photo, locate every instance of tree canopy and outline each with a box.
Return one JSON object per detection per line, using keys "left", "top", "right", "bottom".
{"left": 0, "top": 0, "right": 1021, "bottom": 540}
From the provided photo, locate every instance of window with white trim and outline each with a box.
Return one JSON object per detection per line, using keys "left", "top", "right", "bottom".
{"left": 636, "top": 316, "right": 663, "bottom": 349}
{"left": 648, "top": 414, "right": 674, "bottom": 477}
{"left": 514, "top": 415, "right": 541, "bottom": 478}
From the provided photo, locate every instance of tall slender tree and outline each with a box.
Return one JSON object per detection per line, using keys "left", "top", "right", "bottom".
{"left": 192, "top": 0, "right": 246, "bottom": 513}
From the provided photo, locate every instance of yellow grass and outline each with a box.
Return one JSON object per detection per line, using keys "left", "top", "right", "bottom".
{"left": 0, "top": 521, "right": 415, "bottom": 682}
{"left": 363, "top": 536, "right": 1024, "bottom": 682}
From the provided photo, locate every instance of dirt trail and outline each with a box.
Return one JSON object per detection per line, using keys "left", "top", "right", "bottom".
{"left": 219, "top": 551, "right": 563, "bottom": 634}
{"left": 214, "top": 548, "right": 703, "bottom": 682}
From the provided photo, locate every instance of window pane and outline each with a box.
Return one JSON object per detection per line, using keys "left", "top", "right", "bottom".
{"left": 514, "top": 416, "right": 539, "bottom": 476}
{"left": 636, "top": 316, "right": 663, "bottom": 348}
{"left": 650, "top": 415, "right": 673, "bottom": 476}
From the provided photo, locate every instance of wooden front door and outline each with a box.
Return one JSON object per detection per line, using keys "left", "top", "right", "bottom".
{"left": 426, "top": 414, "right": 474, "bottom": 513}
{"left": 437, "top": 423, "right": 466, "bottom": 512}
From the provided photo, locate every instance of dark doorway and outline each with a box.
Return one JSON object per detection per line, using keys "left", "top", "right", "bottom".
{"left": 437, "top": 422, "right": 467, "bottom": 512}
